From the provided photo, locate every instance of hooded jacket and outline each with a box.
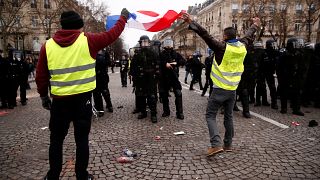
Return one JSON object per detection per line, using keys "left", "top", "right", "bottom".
{"left": 36, "top": 16, "right": 126, "bottom": 98}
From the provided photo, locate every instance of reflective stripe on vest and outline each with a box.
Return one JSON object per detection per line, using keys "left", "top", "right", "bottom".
{"left": 46, "top": 32, "right": 96, "bottom": 96}
{"left": 210, "top": 42, "right": 247, "bottom": 90}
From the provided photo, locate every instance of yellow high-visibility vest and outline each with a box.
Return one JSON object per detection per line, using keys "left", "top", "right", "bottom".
{"left": 46, "top": 32, "right": 96, "bottom": 96}
{"left": 210, "top": 42, "right": 247, "bottom": 90}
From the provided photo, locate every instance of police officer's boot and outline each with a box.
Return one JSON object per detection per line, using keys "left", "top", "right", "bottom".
{"left": 151, "top": 112, "right": 157, "bottom": 123}
{"left": 292, "top": 102, "right": 304, "bottom": 116}
{"left": 175, "top": 94, "right": 184, "bottom": 120}
{"left": 241, "top": 89, "right": 251, "bottom": 118}
{"left": 280, "top": 98, "right": 287, "bottom": 114}
{"left": 138, "top": 111, "right": 147, "bottom": 119}
{"left": 162, "top": 95, "right": 170, "bottom": 117}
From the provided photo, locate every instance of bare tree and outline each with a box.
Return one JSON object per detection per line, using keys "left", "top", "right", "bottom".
{"left": 0, "top": 0, "right": 29, "bottom": 56}
{"left": 304, "top": 0, "right": 320, "bottom": 42}
{"left": 77, "top": 0, "right": 109, "bottom": 32}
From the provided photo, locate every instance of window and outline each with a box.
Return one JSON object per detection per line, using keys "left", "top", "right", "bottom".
{"left": 31, "top": 16, "right": 38, "bottom": 27}
{"left": 0, "top": 18, "right": 4, "bottom": 27}
{"left": 280, "top": 4, "right": 287, "bottom": 11}
{"left": 295, "top": 3, "right": 303, "bottom": 14}
{"left": 269, "top": 3, "right": 276, "bottom": 13}
{"left": 306, "top": 20, "right": 312, "bottom": 31}
{"left": 44, "top": 0, "right": 50, "bottom": 8}
{"left": 268, "top": 20, "right": 274, "bottom": 31}
{"left": 232, "top": 3, "right": 239, "bottom": 14}
{"left": 232, "top": 20, "right": 237, "bottom": 30}
{"left": 0, "top": 0, "right": 4, "bottom": 6}
{"left": 31, "top": 0, "right": 36, "bottom": 8}
{"left": 295, "top": 20, "right": 302, "bottom": 32}
{"left": 44, "top": 16, "right": 50, "bottom": 28}
{"left": 242, "top": 4, "right": 249, "bottom": 13}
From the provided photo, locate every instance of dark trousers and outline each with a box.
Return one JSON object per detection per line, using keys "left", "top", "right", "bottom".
{"left": 93, "top": 87, "right": 112, "bottom": 111}
{"left": 206, "top": 88, "right": 236, "bottom": 147}
{"left": 202, "top": 75, "right": 213, "bottom": 96}
{"left": 120, "top": 71, "right": 128, "bottom": 86}
{"left": 190, "top": 72, "right": 203, "bottom": 90}
{"left": 256, "top": 73, "right": 277, "bottom": 104}
{"left": 137, "top": 94, "right": 157, "bottom": 116}
{"left": 47, "top": 93, "right": 92, "bottom": 180}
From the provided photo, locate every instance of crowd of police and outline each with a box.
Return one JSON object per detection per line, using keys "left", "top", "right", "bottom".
{"left": 0, "top": 49, "right": 36, "bottom": 109}
{"left": 199, "top": 38, "right": 320, "bottom": 118}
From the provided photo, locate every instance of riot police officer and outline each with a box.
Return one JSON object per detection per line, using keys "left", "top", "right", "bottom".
{"left": 93, "top": 50, "right": 113, "bottom": 117}
{"left": 313, "top": 43, "right": 320, "bottom": 108}
{"left": 236, "top": 42, "right": 259, "bottom": 118}
{"left": 255, "top": 39, "right": 278, "bottom": 109}
{"left": 201, "top": 49, "right": 214, "bottom": 97}
{"left": 130, "top": 35, "right": 160, "bottom": 123}
{"left": 159, "top": 38, "right": 184, "bottom": 120}
{"left": 278, "top": 38, "right": 305, "bottom": 116}
{"left": 189, "top": 52, "right": 203, "bottom": 90}
{"left": 120, "top": 54, "right": 129, "bottom": 87}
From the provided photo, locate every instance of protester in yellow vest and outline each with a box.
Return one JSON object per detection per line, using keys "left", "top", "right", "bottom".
{"left": 36, "top": 9, "right": 130, "bottom": 180}
{"left": 181, "top": 13, "right": 260, "bottom": 157}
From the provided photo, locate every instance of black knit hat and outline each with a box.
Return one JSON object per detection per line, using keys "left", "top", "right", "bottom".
{"left": 60, "top": 11, "right": 84, "bottom": 30}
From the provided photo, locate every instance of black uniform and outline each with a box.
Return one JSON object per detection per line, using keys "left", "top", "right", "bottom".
{"left": 0, "top": 55, "right": 9, "bottom": 108}
{"left": 189, "top": 54, "right": 203, "bottom": 90}
{"left": 120, "top": 57, "right": 129, "bottom": 87}
{"left": 255, "top": 48, "right": 278, "bottom": 109}
{"left": 237, "top": 46, "right": 258, "bottom": 118}
{"left": 201, "top": 54, "right": 213, "bottom": 96}
{"left": 159, "top": 47, "right": 184, "bottom": 120}
{"left": 130, "top": 47, "right": 160, "bottom": 123}
{"left": 93, "top": 51, "right": 113, "bottom": 117}
{"left": 312, "top": 43, "right": 320, "bottom": 107}
{"left": 278, "top": 38, "right": 306, "bottom": 116}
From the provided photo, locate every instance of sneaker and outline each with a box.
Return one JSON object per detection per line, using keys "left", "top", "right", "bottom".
{"left": 207, "top": 147, "right": 223, "bottom": 157}
{"left": 223, "top": 146, "right": 233, "bottom": 152}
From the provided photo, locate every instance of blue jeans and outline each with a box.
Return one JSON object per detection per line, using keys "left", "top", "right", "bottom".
{"left": 206, "top": 88, "right": 236, "bottom": 147}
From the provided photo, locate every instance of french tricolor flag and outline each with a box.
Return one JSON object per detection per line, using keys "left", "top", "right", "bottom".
{"left": 106, "top": 10, "right": 185, "bottom": 32}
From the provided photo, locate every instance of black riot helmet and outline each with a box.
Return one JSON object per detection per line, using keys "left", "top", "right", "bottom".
{"left": 266, "top": 39, "right": 278, "bottom": 50}
{"left": 152, "top": 40, "right": 161, "bottom": 47}
{"left": 287, "top": 37, "right": 305, "bottom": 50}
{"left": 139, "top": 35, "right": 150, "bottom": 47}
{"left": 286, "top": 38, "right": 299, "bottom": 52}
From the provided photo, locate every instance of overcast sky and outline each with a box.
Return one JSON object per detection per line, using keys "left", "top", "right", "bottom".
{"left": 105, "top": 0, "right": 203, "bottom": 50}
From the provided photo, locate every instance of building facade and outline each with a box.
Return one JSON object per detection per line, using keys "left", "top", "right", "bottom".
{"left": 156, "top": 0, "right": 320, "bottom": 58}
{"left": 0, "top": 0, "right": 103, "bottom": 56}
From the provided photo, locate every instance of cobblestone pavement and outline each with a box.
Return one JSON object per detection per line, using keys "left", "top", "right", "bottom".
{"left": 0, "top": 67, "right": 319, "bottom": 180}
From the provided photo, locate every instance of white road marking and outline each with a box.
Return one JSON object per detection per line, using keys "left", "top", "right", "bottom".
{"left": 179, "top": 74, "right": 289, "bottom": 129}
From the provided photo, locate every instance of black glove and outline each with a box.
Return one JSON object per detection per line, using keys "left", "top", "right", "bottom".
{"left": 121, "top": 8, "right": 130, "bottom": 20}
{"left": 41, "top": 96, "right": 52, "bottom": 110}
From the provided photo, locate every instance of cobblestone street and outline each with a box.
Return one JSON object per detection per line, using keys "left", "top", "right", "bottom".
{"left": 0, "top": 68, "right": 319, "bottom": 180}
